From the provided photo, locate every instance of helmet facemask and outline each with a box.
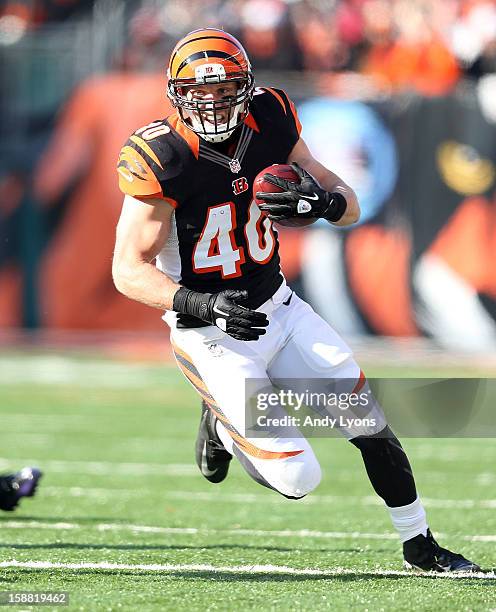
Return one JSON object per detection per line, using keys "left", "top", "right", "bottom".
{"left": 168, "top": 70, "right": 255, "bottom": 143}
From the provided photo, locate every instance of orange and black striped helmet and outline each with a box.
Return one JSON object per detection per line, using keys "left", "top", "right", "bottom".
{"left": 167, "top": 28, "right": 254, "bottom": 143}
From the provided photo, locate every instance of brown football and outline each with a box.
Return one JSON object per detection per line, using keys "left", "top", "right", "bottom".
{"left": 253, "top": 164, "right": 317, "bottom": 227}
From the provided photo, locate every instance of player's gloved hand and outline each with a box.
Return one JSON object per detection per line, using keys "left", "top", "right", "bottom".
{"left": 173, "top": 288, "right": 269, "bottom": 341}
{"left": 255, "top": 162, "right": 347, "bottom": 223}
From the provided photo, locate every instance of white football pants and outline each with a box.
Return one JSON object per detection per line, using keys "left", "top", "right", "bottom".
{"left": 166, "top": 281, "right": 387, "bottom": 499}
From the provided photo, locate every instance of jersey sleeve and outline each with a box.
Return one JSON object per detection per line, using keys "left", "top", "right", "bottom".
{"left": 117, "top": 122, "right": 177, "bottom": 206}
{"left": 263, "top": 88, "right": 302, "bottom": 148}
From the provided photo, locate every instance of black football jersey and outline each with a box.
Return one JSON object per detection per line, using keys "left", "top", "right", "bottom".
{"left": 117, "top": 87, "right": 301, "bottom": 313}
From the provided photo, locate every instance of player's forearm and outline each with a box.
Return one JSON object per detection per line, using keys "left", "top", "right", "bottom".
{"left": 318, "top": 177, "right": 360, "bottom": 227}
{"left": 112, "top": 260, "right": 180, "bottom": 310}
{"left": 288, "top": 139, "right": 360, "bottom": 227}
{"left": 327, "top": 185, "right": 360, "bottom": 226}
{"left": 296, "top": 162, "right": 360, "bottom": 226}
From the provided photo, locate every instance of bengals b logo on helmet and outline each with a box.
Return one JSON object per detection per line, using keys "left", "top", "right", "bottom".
{"left": 167, "top": 29, "right": 255, "bottom": 144}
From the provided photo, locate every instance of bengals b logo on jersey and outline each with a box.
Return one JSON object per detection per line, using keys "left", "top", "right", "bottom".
{"left": 232, "top": 177, "right": 249, "bottom": 195}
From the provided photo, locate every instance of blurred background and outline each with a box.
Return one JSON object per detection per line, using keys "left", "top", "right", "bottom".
{"left": 1, "top": 0, "right": 496, "bottom": 357}
{"left": 1, "top": 4, "right": 495, "bottom": 594}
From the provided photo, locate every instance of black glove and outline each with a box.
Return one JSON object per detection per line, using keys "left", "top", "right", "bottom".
{"left": 255, "top": 162, "right": 347, "bottom": 223}
{"left": 173, "top": 288, "right": 269, "bottom": 341}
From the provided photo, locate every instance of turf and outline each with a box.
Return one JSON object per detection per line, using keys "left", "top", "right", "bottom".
{"left": 0, "top": 354, "right": 495, "bottom": 611}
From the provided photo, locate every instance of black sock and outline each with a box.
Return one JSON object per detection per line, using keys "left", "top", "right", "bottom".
{"left": 350, "top": 426, "right": 417, "bottom": 507}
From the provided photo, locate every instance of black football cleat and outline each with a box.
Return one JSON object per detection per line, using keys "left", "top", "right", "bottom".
{"left": 195, "top": 401, "right": 232, "bottom": 483}
{"left": 403, "top": 529, "right": 481, "bottom": 572}
{"left": 0, "top": 467, "right": 43, "bottom": 511}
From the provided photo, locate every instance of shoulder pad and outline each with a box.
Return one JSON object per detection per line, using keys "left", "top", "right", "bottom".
{"left": 117, "top": 121, "right": 172, "bottom": 198}
{"left": 117, "top": 145, "right": 161, "bottom": 197}
{"left": 253, "top": 88, "right": 302, "bottom": 135}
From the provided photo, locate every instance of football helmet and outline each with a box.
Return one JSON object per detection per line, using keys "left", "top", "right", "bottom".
{"left": 167, "top": 28, "right": 254, "bottom": 143}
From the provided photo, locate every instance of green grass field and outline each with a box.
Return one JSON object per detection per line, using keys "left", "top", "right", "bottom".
{"left": 0, "top": 353, "right": 495, "bottom": 611}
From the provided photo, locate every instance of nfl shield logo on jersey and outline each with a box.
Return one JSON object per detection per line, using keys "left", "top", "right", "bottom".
{"left": 229, "top": 158, "right": 241, "bottom": 173}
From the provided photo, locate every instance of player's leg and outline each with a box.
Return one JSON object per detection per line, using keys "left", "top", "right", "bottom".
{"left": 195, "top": 407, "right": 318, "bottom": 499}
{"left": 350, "top": 427, "right": 481, "bottom": 571}
{"left": 170, "top": 324, "right": 321, "bottom": 499}
{"left": 269, "top": 293, "right": 480, "bottom": 571}
{"left": 195, "top": 399, "right": 232, "bottom": 483}
{"left": 0, "top": 467, "right": 42, "bottom": 511}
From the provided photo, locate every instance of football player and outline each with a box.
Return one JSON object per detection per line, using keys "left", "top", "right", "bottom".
{"left": 113, "top": 28, "right": 479, "bottom": 572}
{"left": 0, "top": 467, "right": 42, "bottom": 511}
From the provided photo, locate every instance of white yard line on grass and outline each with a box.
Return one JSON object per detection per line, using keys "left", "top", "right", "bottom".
{"left": 162, "top": 490, "right": 496, "bottom": 510}
{"left": 1, "top": 457, "right": 492, "bottom": 485}
{"left": 0, "top": 414, "right": 91, "bottom": 423}
{"left": 0, "top": 356, "right": 165, "bottom": 387}
{"left": 0, "top": 458, "right": 196, "bottom": 476}
{"left": 42, "top": 485, "right": 496, "bottom": 510}
{"left": 0, "top": 560, "right": 493, "bottom": 580}
{"left": 1, "top": 521, "right": 78, "bottom": 529}
{"left": 98, "top": 524, "right": 400, "bottom": 539}
{"left": 1, "top": 520, "right": 495, "bottom": 543}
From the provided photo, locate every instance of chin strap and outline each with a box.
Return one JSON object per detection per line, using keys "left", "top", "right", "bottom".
{"left": 199, "top": 130, "right": 234, "bottom": 143}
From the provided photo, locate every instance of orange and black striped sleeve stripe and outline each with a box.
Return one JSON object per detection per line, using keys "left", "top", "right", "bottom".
{"left": 265, "top": 88, "right": 302, "bottom": 136}
{"left": 117, "top": 135, "right": 177, "bottom": 206}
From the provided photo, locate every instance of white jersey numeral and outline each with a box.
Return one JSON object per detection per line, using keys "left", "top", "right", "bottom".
{"left": 135, "top": 121, "right": 170, "bottom": 140}
{"left": 244, "top": 201, "right": 275, "bottom": 264}
{"left": 192, "top": 203, "right": 245, "bottom": 278}
{"left": 193, "top": 202, "right": 276, "bottom": 277}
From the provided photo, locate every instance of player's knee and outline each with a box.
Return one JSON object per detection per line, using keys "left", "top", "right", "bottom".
{"left": 331, "top": 355, "right": 361, "bottom": 379}
{"left": 350, "top": 425, "right": 397, "bottom": 454}
{"left": 270, "top": 453, "right": 322, "bottom": 499}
